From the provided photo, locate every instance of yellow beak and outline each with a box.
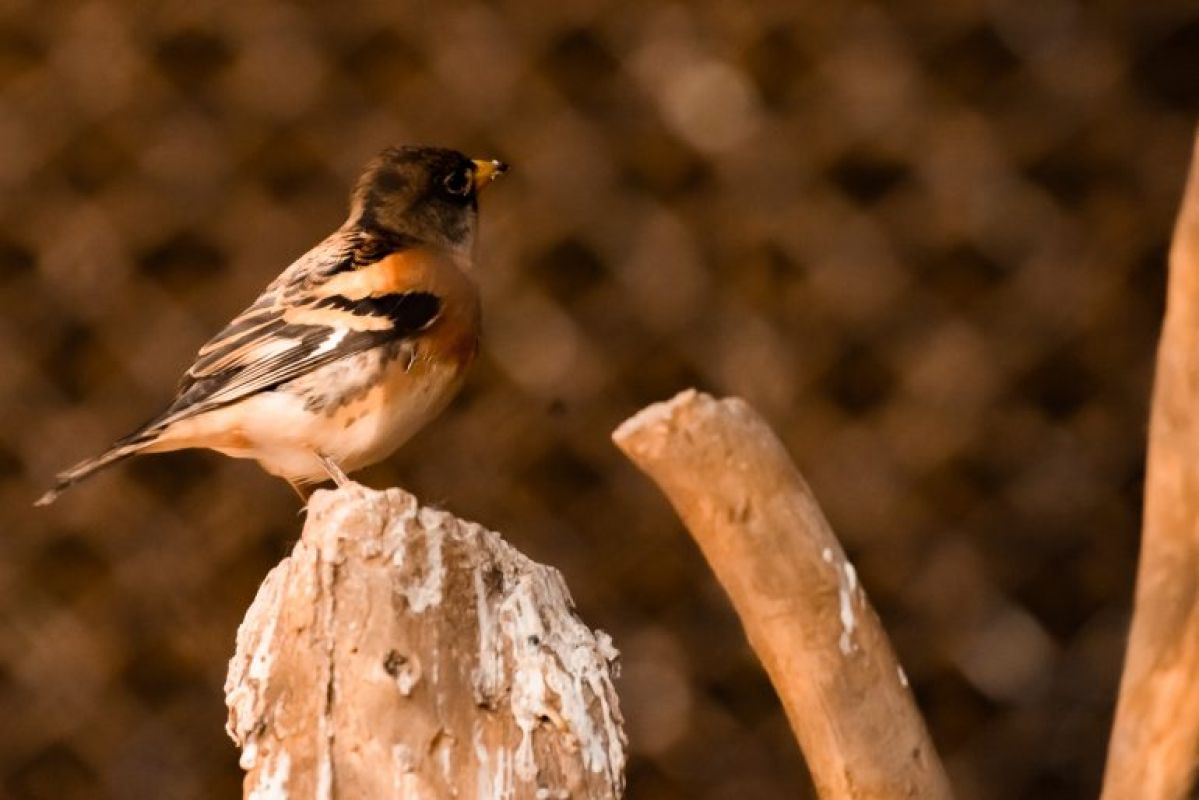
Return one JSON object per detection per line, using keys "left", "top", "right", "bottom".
{"left": 472, "top": 159, "right": 508, "bottom": 192}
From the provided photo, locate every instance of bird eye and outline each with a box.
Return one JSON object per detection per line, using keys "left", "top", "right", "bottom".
{"left": 443, "top": 169, "right": 472, "bottom": 197}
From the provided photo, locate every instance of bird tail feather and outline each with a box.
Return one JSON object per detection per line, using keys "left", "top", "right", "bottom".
{"left": 34, "top": 434, "right": 156, "bottom": 506}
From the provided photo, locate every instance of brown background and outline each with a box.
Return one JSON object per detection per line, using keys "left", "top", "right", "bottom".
{"left": 1, "top": 1, "right": 1197, "bottom": 798}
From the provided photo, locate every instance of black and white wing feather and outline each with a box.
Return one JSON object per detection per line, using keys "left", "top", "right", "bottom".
{"left": 146, "top": 231, "right": 440, "bottom": 433}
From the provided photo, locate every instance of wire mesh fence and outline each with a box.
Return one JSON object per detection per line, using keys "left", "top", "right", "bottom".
{"left": 0, "top": 0, "right": 1196, "bottom": 797}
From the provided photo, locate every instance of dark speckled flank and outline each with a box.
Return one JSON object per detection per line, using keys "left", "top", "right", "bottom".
{"left": 290, "top": 338, "right": 415, "bottom": 414}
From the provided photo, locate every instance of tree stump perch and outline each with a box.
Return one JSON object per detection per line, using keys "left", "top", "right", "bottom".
{"left": 224, "top": 484, "right": 626, "bottom": 799}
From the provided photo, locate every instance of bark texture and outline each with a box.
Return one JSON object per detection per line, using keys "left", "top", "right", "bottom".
{"left": 225, "top": 483, "right": 626, "bottom": 799}
{"left": 614, "top": 390, "right": 951, "bottom": 800}
{"left": 1102, "top": 131, "right": 1199, "bottom": 800}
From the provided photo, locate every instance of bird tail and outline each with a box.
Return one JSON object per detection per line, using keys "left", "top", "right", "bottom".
{"left": 34, "top": 433, "right": 157, "bottom": 507}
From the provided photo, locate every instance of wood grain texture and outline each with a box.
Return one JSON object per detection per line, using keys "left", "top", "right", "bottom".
{"left": 225, "top": 483, "right": 626, "bottom": 799}
{"left": 613, "top": 390, "right": 952, "bottom": 800}
{"left": 1102, "top": 130, "right": 1199, "bottom": 800}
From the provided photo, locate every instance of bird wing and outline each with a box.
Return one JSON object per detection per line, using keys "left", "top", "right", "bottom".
{"left": 139, "top": 231, "right": 443, "bottom": 435}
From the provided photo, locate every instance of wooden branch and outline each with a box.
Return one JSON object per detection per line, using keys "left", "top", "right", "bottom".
{"left": 224, "top": 484, "right": 626, "bottom": 799}
{"left": 613, "top": 391, "right": 952, "bottom": 800}
{"left": 1102, "top": 130, "right": 1199, "bottom": 800}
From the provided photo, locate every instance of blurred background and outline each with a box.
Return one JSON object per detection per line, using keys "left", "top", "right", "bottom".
{"left": 0, "top": 0, "right": 1196, "bottom": 797}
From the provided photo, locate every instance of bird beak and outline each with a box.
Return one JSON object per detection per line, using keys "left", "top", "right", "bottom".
{"left": 472, "top": 159, "right": 508, "bottom": 192}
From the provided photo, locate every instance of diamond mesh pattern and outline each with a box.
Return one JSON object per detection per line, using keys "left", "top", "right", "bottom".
{"left": 1, "top": 1, "right": 1197, "bottom": 798}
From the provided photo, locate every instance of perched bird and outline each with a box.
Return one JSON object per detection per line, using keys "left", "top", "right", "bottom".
{"left": 37, "top": 145, "right": 507, "bottom": 505}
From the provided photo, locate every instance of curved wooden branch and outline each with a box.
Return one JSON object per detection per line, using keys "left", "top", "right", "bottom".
{"left": 613, "top": 391, "right": 951, "bottom": 800}
{"left": 225, "top": 484, "right": 626, "bottom": 799}
{"left": 1102, "top": 129, "right": 1199, "bottom": 800}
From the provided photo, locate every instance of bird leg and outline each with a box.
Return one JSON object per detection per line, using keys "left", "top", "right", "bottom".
{"left": 287, "top": 478, "right": 313, "bottom": 504}
{"left": 315, "top": 452, "right": 352, "bottom": 487}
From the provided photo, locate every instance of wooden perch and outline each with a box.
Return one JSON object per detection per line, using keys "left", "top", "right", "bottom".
{"left": 614, "top": 391, "right": 952, "bottom": 800}
{"left": 1102, "top": 131, "right": 1199, "bottom": 800}
{"left": 224, "top": 484, "right": 626, "bottom": 799}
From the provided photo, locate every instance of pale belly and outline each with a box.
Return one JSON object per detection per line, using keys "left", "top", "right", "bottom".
{"left": 160, "top": 346, "right": 468, "bottom": 483}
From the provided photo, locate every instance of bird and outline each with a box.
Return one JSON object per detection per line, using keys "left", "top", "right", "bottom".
{"left": 36, "top": 145, "right": 507, "bottom": 506}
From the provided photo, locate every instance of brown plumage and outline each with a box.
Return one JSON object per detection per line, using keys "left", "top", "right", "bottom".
{"left": 37, "top": 146, "right": 506, "bottom": 505}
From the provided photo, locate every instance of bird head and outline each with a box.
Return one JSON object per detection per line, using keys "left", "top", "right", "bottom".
{"left": 349, "top": 145, "right": 508, "bottom": 253}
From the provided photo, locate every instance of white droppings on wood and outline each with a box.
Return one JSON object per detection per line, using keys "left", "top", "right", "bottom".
{"left": 475, "top": 725, "right": 515, "bottom": 800}
{"left": 898, "top": 665, "right": 909, "bottom": 688}
{"left": 247, "top": 751, "right": 290, "bottom": 800}
{"left": 472, "top": 524, "right": 627, "bottom": 791}
{"left": 434, "top": 732, "right": 455, "bottom": 789}
{"left": 226, "top": 558, "right": 289, "bottom": 771}
{"left": 474, "top": 727, "right": 491, "bottom": 799}
{"left": 472, "top": 557, "right": 503, "bottom": 705}
{"left": 386, "top": 651, "right": 422, "bottom": 696}
{"left": 407, "top": 508, "right": 447, "bottom": 612}
{"left": 384, "top": 500, "right": 447, "bottom": 614}
{"left": 837, "top": 561, "right": 859, "bottom": 656}
{"left": 248, "top": 607, "right": 278, "bottom": 683}
{"left": 226, "top": 483, "right": 626, "bottom": 799}
{"left": 394, "top": 743, "right": 416, "bottom": 774}
{"left": 388, "top": 506, "right": 420, "bottom": 570}
{"left": 316, "top": 709, "right": 333, "bottom": 800}
{"left": 316, "top": 551, "right": 337, "bottom": 800}
{"left": 591, "top": 630, "right": 627, "bottom": 778}
{"left": 398, "top": 661, "right": 421, "bottom": 695}
{"left": 239, "top": 738, "right": 259, "bottom": 771}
